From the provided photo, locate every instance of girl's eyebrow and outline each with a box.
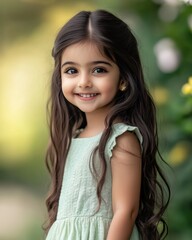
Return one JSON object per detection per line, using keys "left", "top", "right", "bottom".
{"left": 61, "top": 61, "right": 112, "bottom": 68}
{"left": 92, "top": 61, "right": 112, "bottom": 66}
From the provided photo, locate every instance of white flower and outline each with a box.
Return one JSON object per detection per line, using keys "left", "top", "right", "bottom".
{"left": 154, "top": 38, "right": 181, "bottom": 73}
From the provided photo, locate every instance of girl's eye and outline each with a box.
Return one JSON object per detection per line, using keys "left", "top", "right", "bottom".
{"left": 64, "top": 68, "right": 77, "bottom": 74}
{"left": 93, "top": 67, "right": 107, "bottom": 74}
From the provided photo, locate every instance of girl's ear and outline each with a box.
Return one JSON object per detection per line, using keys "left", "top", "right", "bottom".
{"left": 119, "top": 80, "right": 127, "bottom": 91}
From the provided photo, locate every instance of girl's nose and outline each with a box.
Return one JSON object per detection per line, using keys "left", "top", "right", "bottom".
{"left": 78, "top": 73, "right": 92, "bottom": 88}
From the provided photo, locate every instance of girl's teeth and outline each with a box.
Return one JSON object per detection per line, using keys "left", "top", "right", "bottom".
{"left": 79, "top": 93, "right": 97, "bottom": 98}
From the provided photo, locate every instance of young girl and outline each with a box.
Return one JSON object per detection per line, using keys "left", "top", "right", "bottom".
{"left": 44, "top": 10, "right": 170, "bottom": 240}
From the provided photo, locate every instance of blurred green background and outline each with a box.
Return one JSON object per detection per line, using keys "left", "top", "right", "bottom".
{"left": 0, "top": 0, "right": 191, "bottom": 239}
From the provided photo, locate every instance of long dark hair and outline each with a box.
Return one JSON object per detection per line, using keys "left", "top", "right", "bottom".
{"left": 44, "top": 10, "right": 170, "bottom": 239}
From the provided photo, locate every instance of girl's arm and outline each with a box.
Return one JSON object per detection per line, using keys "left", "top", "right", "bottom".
{"left": 106, "top": 131, "right": 142, "bottom": 240}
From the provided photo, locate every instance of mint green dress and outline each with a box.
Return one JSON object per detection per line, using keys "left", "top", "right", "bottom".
{"left": 46, "top": 123, "right": 143, "bottom": 240}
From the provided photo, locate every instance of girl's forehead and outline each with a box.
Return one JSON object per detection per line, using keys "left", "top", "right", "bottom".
{"left": 61, "top": 41, "right": 109, "bottom": 61}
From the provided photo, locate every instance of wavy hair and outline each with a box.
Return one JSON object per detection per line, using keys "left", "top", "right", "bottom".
{"left": 44, "top": 10, "right": 170, "bottom": 239}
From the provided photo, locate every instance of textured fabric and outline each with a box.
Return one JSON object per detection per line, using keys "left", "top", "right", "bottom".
{"left": 46, "top": 123, "right": 143, "bottom": 240}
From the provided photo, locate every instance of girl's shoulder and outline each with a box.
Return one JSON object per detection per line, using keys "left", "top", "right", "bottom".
{"left": 106, "top": 123, "right": 143, "bottom": 159}
{"left": 111, "top": 123, "right": 143, "bottom": 144}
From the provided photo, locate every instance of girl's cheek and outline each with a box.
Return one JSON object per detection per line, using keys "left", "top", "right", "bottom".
{"left": 61, "top": 79, "right": 69, "bottom": 88}
{"left": 61, "top": 81, "right": 73, "bottom": 96}
{"left": 102, "top": 82, "right": 119, "bottom": 92}
{"left": 61, "top": 81, "right": 67, "bottom": 93}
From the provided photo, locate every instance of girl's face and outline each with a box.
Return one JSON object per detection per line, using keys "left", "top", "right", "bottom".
{"left": 61, "top": 41, "right": 120, "bottom": 115}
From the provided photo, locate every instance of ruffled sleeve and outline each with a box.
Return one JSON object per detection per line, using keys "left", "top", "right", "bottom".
{"left": 106, "top": 123, "right": 143, "bottom": 159}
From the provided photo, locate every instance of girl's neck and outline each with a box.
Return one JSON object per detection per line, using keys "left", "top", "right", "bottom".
{"left": 80, "top": 111, "right": 107, "bottom": 138}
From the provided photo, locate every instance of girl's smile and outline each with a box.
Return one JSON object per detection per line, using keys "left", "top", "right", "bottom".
{"left": 74, "top": 92, "right": 99, "bottom": 101}
{"left": 61, "top": 41, "right": 120, "bottom": 115}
